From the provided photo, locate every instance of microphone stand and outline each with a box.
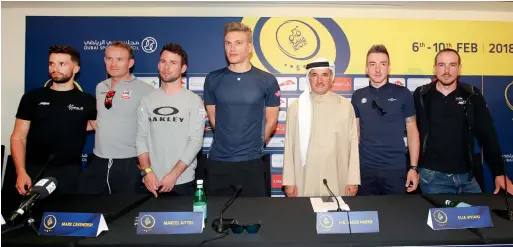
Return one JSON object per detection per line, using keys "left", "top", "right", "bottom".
{"left": 2, "top": 209, "right": 40, "bottom": 236}
{"left": 323, "top": 179, "right": 342, "bottom": 212}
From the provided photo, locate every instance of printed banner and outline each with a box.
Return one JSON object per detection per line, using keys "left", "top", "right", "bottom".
{"left": 25, "top": 17, "right": 513, "bottom": 195}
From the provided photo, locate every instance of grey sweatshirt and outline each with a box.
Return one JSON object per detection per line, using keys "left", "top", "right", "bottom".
{"left": 94, "top": 76, "right": 155, "bottom": 158}
{"left": 136, "top": 87, "right": 206, "bottom": 185}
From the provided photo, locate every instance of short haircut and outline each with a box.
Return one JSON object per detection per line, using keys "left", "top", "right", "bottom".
{"left": 49, "top": 45, "right": 81, "bottom": 66}
{"left": 224, "top": 22, "right": 253, "bottom": 43}
{"left": 434, "top": 48, "right": 461, "bottom": 65}
{"left": 366, "top": 44, "right": 390, "bottom": 64}
{"left": 107, "top": 41, "right": 135, "bottom": 59}
{"left": 160, "top": 43, "right": 188, "bottom": 67}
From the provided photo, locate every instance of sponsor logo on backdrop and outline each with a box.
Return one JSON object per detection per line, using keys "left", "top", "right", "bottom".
{"left": 353, "top": 78, "right": 368, "bottom": 91}
{"left": 138, "top": 77, "right": 160, "bottom": 89}
{"left": 503, "top": 154, "right": 513, "bottom": 163}
{"left": 332, "top": 77, "right": 352, "bottom": 92}
{"left": 299, "top": 77, "right": 308, "bottom": 91}
{"left": 271, "top": 174, "right": 283, "bottom": 188}
{"left": 141, "top": 37, "right": 158, "bottom": 53}
{"left": 273, "top": 123, "right": 286, "bottom": 135}
{"left": 279, "top": 111, "right": 287, "bottom": 121}
{"left": 280, "top": 97, "right": 287, "bottom": 108}
{"left": 389, "top": 78, "right": 405, "bottom": 87}
{"left": 202, "top": 137, "right": 213, "bottom": 148}
{"left": 245, "top": 17, "right": 350, "bottom": 76}
{"left": 506, "top": 81, "right": 513, "bottom": 111}
{"left": 272, "top": 154, "right": 284, "bottom": 168}
{"left": 83, "top": 39, "right": 140, "bottom": 51}
{"left": 267, "top": 137, "right": 285, "bottom": 148}
{"left": 277, "top": 77, "right": 298, "bottom": 91}
{"left": 407, "top": 78, "right": 431, "bottom": 92}
{"left": 189, "top": 77, "right": 206, "bottom": 91}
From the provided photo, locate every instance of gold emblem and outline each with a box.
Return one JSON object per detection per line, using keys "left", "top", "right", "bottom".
{"left": 433, "top": 210, "right": 448, "bottom": 226}
{"left": 140, "top": 215, "right": 156, "bottom": 232}
{"left": 43, "top": 215, "right": 57, "bottom": 232}
{"left": 319, "top": 214, "right": 334, "bottom": 230}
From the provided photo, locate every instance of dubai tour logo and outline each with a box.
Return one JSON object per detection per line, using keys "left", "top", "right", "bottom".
{"left": 243, "top": 17, "right": 350, "bottom": 75}
{"left": 141, "top": 37, "right": 158, "bottom": 53}
{"left": 505, "top": 81, "right": 513, "bottom": 112}
{"left": 43, "top": 215, "right": 57, "bottom": 232}
{"left": 139, "top": 215, "right": 156, "bottom": 232}
{"left": 277, "top": 20, "right": 318, "bottom": 60}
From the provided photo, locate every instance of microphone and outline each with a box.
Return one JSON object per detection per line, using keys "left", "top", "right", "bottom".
{"left": 212, "top": 185, "right": 242, "bottom": 233}
{"left": 492, "top": 160, "right": 513, "bottom": 221}
{"left": 8, "top": 177, "right": 58, "bottom": 223}
{"left": 323, "top": 179, "right": 342, "bottom": 212}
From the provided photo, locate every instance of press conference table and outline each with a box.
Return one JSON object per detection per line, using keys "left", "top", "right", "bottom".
{"left": 2, "top": 193, "right": 513, "bottom": 247}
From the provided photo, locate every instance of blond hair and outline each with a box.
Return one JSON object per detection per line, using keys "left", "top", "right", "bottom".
{"left": 107, "top": 41, "right": 134, "bottom": 59}
{"left": 224, "top": 22, "right": 253, "bottom": 43}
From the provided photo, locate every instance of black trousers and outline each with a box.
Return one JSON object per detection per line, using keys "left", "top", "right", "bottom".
{"left": 77, "top": 154, "right": 143, "bottom": 195}
{"left": 141, "top": 181, "right": 196, "bottom": 196}
{"left": 205, "top": 158, "right": 267, "bottom": 197}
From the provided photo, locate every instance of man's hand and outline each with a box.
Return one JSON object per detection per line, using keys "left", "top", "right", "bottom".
{"left": 159, "top": 172, "right": 178, "bottom": 194}
{"left": 406, "top": 169, "right": 419, "bottom": 192}
{"left": 345, "top": 185, "right": 358, "bottom": 196}
{"left": 16, "top": 172, "right": 32, "bottom": 195}
{"left": 143, "top": 172, "right": 159, "bottom": 198}
{"left": 494, "top": 175, "right": 513, "bottom": 195}
{"left": 285, "top": 185, "right": 298, "bottom": 197}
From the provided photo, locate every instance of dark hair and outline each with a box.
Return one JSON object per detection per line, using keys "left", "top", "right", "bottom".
{"left": 49, "top": 45, "right": 80, "bottom": 66}
{"left": 108, "top": 41, "right": 135, "bottom": 59}
{"left": 366, "top": 44, "right": 390, "bottom": 64}
{"left": 434, "top": 48, "right": 461, "bottom": 65}
{"left": 160, "top": 43, "right": 188, "bottom": 66}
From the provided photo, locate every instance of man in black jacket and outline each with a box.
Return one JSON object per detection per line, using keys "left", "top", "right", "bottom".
{"left": 413, "top": 48, "right": 513, "bottom": 195}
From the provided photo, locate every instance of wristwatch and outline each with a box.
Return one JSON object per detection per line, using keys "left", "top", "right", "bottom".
{"left": 409, "top": 166, "right": 419, "bottom": 173}
{"left": 140, "top": 167, "right": 153, "bottom": 177}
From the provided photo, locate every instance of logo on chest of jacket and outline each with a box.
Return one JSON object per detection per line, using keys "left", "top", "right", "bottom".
{"left": 68, "top": 104, "right": 83, "bottom": 111}
{"left": 121, "top": 88, "right": 132, "bottom": 100}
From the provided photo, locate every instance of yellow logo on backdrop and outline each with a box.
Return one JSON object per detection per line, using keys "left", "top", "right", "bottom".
{"left": 244, "top": 17, "right": 338, "bottom": 74}
{"left": 505, "top": 81, "right": 513, "bottom": 111}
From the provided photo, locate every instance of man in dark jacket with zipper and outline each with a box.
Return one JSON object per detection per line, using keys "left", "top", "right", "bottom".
{"left": 413, "top": 48, "right": 513, "bottom": 195}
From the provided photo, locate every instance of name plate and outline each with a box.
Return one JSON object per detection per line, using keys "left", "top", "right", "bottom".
{"left": 427, "top": 206, "right": 493, "bottom": 230}
{"left": 347, "top": 211, "right": 380, "bottom": 233}
{"left": 316, "top": 212, "right": 350, "bottom": 234}
{"left": 39, "top": 212, "right": 108, "bottom": 237}
{"left": 136, "top": 212, "right": 203, "bottom": 235}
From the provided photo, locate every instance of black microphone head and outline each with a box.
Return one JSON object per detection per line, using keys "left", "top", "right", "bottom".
{"left": 235, "top": 185, "right": 243, "bottom": 190}
{"left": 323, "top": 179, "right": 328, "bottom": 185}
{"left": 31, "top": 177, "right": 58, "bottom": 199}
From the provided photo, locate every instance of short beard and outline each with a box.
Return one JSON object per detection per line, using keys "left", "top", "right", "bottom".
{"left": 51, "top": 73, "right": 73, "bottom": 84}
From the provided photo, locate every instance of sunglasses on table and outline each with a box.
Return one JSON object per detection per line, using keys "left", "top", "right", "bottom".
{"left": 230, "top": 220, "right": 262, "bottom": 234}
{"left": 104, "top": 90, "right": 116, "bottom": 109}
{"left": 372, "top": 100, "right": 387, "bottom": 116}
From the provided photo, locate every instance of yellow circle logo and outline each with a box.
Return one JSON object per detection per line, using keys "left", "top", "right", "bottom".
{"left": 276, "top": 20, "right": 319, "bottom": 60}
{"left": 433, "top": 210, "right": 448, "bottom": 225}
{"left": 505, "top": 81, "right": 513, "bottom": 111}
{"left": 319, "top": 214, "right": 334, "bottom": 229}
{"left": 245, "top": 17, "right": 343, "bottom": 75}
{"left": 140, "top": 215, "right": 156, "bottom": 230}
{"left": 43, "top": 215, "right": 57, "bottom": 230}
